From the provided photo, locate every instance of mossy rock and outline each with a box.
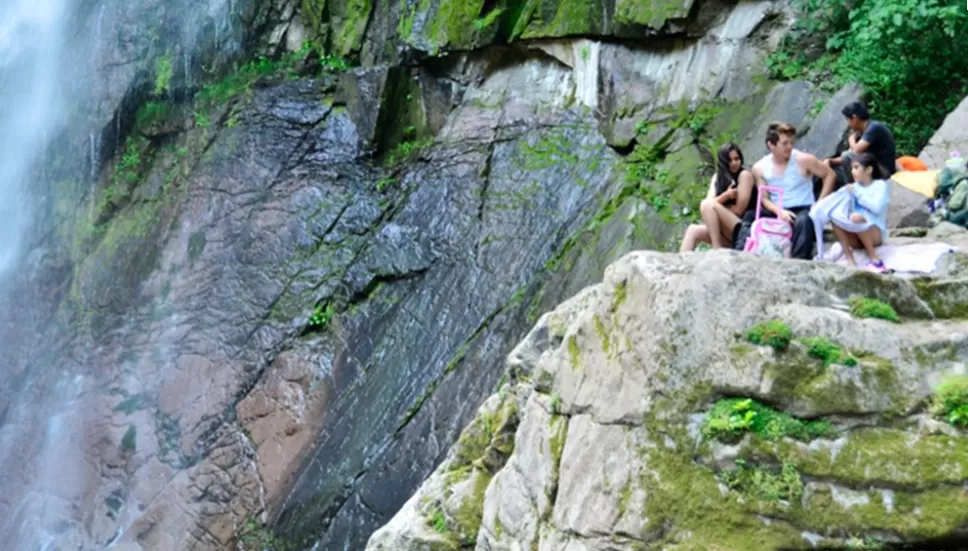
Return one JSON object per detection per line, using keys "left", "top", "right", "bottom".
{"left": 912, "top": 277, "right": 968, "bottom": 319}
{"left": 745, "top": 320, "right": 793, "bottom": 351}
{"left": 613, "top": 0, "right": 694, "bottom": 29}
{"left": 762, "top": 343, "right": 909, "bottom": 416}
{"left": 752, "top": 427, "right": 968, "bottom": 490}
{"left": 833, "top": 270, "right": 933, "bottom": 319}
{"left": 930, "top": 374, "right": 968, "bottom": 428}
{"left": 847, "top": 296, "right": 900, "bottom": 323}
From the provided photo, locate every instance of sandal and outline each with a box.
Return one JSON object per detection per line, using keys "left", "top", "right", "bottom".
{"left": 865, "top": 259, "right": 888, "bottom": 273}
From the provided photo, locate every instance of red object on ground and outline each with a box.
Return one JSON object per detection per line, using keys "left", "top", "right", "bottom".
{"left": 897, "top": 155, "right": 928, "bottom": 171}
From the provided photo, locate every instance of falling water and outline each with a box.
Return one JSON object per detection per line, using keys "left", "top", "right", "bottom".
{"left": 0, "top": 0, "right": 67, "bottom": 277}
{"left": 0, "top": 0, "right": 252, "bottom": 549}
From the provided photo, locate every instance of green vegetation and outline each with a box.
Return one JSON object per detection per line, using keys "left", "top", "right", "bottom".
{"left": 307, "top": 303, "right": 335, "bottom": 331}
{"left": 154, "top": 54, "right": 174, "bottom": 97}
{"left": 384, "top": 136, "right": 434, "bottom": 166}
{"left": 848, "top": 296, "right": 900, "bottom": 323}
{"left": 622, "top": 101, "right": 723, "bottom": 225}
{"left": 120, "top": 425, "right": 137, "bottom": 452}
{"left": 135, "top": 101, "right": 170, "bottom": 128}
{"left": 930, "top": 374, "right": 968, "bottom": 428}
{"left": 113, "top": 394, "right": 145, "bottom": 415}
{"left": 766, "top": 0, "right": 968, "bottom": 153}
{"left": 237, "top": 517, "right": 294, "bottom": 551}
{"left": 187, "top": 231, "right": 207, "bottom": 263}
{"left": 701, "top": 398, "right": 832, "bottom": 443}
{"left": 799, "top": 336, "right": 857, "bottom": 367}
{"left": 745, "top": 320, "right": 793, "bottom": 351}
{"left": 114, "top": 136, "right": 151, "bottom": 187}
{"left": 421, "top": 396, "right": 517, "bottom": 548}
{"left": 719, "top": 459, "right": 803, "bottom": 502}
{"left": 193, "top": 42, "right": 348, "bottom": 116}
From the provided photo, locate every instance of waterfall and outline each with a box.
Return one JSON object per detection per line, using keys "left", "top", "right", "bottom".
{"left": 0, "top": 0, "right": 67, "bottom": 277}
{"left": 0, "top": 0, "right": 253, "bottom": 548}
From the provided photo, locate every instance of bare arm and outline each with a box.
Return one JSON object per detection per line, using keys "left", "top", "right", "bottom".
{"left": 848, "top": 131, "right": 870, "bottom": 154}
{"left": 752, "top": 164, "right": 782, "bottom": 216}
{"left": 729, "top": 170, "right": 755, "bottom": 216}
{"left": 802, "top": 152, "right": 837, "bottom": 199}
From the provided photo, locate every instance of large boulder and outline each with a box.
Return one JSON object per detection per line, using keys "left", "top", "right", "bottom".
{"left": 919, "top": 94, "right": 968, "bottom": 168}
{"left": 367, "top": 249, "right": 968, "bottom": 550}
{"left": 887, "top": 179, "right": 931, "bottom": 229}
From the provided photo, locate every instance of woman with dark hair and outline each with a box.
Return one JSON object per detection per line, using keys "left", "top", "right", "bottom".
{"left": 831, "top": 152, "right": 891, "bottom": 272}
{"left": 680, "top": 143, "right": 756, "bottom": 251}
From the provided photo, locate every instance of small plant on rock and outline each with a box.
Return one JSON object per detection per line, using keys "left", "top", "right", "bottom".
{"left": 800, "top": 337, "right": 857, "bottom": 367}
{"left": 718, "top": 459, "right": 803, "bottom": 502}
{"left": 745, "top": 320, "right": 793, "bottom": 351}
{"left": 307, "top": 303, "right": 335, "bottom": 330}
{"left": 930, "top": 374, "right": 968, "bottom": 428}
{"left": 848, "top": 296, "right": 900, "bottom": 323}
{"left": 702, "top": 398, "right": 831, "bottom": 443}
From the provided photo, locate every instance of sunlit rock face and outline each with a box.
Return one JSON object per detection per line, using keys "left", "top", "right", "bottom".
{"left": 366, "top": 248, "right": 968, "bottom": 551}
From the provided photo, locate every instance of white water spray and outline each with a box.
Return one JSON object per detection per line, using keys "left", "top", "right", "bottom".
{"left": 0, "top": 0, "right": 251, "bottom": 548}
{"left": 0, "top": 0, "right": 67, "bottom": 276}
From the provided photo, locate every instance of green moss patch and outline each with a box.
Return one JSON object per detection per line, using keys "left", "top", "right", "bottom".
{"left": 426, "top": 395, "right": 518, "bottom": 549}
{"left": 750, "top": 427, "right": 968, "bottom": 490}
{"left": 931, "top": 374, "right": 968, "bottom": 428}
{"left": 799, "top": 337, "right": 857, "bottom": 367}
{"left": 613, "top": 0, "right": 692, "bottom": 29}
{"left": 745, "top": 320, "right": 793, "bottom": 351}
{"left": 719, "top": 459, "right": 803, "bottom": 502}
{"left": 762, "top": 346, "right": 906, "bottom": 416}
{"left": 518, "top": 0, "right": 603, "bottom": 38}
{"left": 848, "top": 296, "right": 900, "bottom": 323}
{"left": 701, "top": 398, "right": 831, "bottom": 444}
{"left": 636, "top": 434, "right": 805, "bottom": 549}
{"left": 784, "top": 484, "right": 968, "bottom": 540}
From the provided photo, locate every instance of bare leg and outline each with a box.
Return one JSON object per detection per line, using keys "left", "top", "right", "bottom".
{"left": 680, "top": 224, "right": 711, "bottom": 252}
{"left": 832, "top": 224, "right": 858, "bottom": 265}
{"left": 700, "top": 199, "right": 724, "bottom": 247}
{"left": 716, "top": 207, "right": 742, "bottom": 247}
{"left": 855, "top": 227, "right": 884, "bottom": 261}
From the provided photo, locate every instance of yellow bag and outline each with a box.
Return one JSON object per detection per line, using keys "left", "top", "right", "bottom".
{"left": 892, "top": 169, "right": 939, "bottom": 198}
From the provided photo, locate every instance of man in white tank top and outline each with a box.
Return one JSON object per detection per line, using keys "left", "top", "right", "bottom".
{"left": 749, "top": 122, "right": 836, "bottom": 259}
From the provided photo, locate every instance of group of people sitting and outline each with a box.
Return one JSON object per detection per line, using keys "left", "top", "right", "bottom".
{"left": 680, "top": 101, "right": 896, "bottom": 272}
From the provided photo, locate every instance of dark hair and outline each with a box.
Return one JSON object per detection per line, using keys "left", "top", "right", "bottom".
{"left": 852, "top": 152, "right": 887, "bottom": 180}
{"left": 841, "top": 101, "right": 870, "bottom": 121}
{"left": 765, "top": 122, "right": 796, "bottom": 146}
{"left": 714, "top": 143, "right": 744, "bottom": 196}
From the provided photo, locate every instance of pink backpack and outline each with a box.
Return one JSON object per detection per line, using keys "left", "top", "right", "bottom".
{"left": 743, "top": 185, "right": 793, "bottom": 258}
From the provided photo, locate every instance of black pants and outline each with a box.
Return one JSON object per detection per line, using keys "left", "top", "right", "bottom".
{"left": 735, "top": 205, "right": 815, "bottom": 260}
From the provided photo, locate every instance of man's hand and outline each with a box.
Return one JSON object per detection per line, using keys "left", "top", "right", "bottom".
{"left": 848, "top": 132, "right": 858, "bottom": 147}
{"left": 779, "top": 210, "right": 797, "bottom": 224}
{"left": 722, "top": 187, "right": 737, "bottom": 202}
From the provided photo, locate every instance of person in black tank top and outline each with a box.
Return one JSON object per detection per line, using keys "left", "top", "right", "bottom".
{"left": 680, "top": 143, "right": 757, "bottom": 251}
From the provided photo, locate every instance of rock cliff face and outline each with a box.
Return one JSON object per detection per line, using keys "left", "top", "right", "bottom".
{"left": 0, "top": 0, "right": 944, "bottom": 550}
{"left": 366, "top": 234, "right": 968, "bottom": 551}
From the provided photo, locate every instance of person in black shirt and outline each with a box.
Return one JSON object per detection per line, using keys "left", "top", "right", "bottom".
{"left": 824, "top": 101, "right": 898, "bottom": 189}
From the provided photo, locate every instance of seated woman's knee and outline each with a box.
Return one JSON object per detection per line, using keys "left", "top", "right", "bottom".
{"left": 699, "top": 198, "right": 718, "bottom": 212}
